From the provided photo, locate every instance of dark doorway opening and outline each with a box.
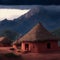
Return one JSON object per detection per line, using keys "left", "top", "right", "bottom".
{"left": 25, "top": 44, "right": 29, "bottom": 50}
{"left": 47, "top": 42, "right": 51, "bottom": 49}
{"left": 16, "top": 43, "right": 21, "bottom": 49}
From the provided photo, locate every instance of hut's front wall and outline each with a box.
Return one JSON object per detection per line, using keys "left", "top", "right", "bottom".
{"left": 21, "top": 42, "right": 31, "bottom": 52}
{"left": 21, "top": 40, "right": 60, "bottom": 53}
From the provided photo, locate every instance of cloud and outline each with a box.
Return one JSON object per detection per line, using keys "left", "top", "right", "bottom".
{"left": 0, "top": 5, "right": 36, "bottom": 9}
{"left": 0, "top": 9, "right": 30, "bottom": 20}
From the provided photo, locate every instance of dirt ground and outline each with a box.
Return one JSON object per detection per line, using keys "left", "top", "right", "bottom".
{"left": 22, "top": 53, "right": 60, "bottom": 60}
{"left": 0, "top": 47, "right": 60, "bottom": 60}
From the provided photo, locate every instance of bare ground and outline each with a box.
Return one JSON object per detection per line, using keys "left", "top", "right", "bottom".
{"left": 0, "top": 47, "right": 60, "bottom": 60}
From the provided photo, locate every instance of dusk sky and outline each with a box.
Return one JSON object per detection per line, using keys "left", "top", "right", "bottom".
{"left": 0, "top": 5, "right": 60, "bottom": 21}
{"left": 0, "top": 5, "right": 59, "bottom": 32}
{"left": 0, "top": 0, "right": 60, "bottom": 5}
{"left": 0, "top": 5, "right": 31, "bottom": 20}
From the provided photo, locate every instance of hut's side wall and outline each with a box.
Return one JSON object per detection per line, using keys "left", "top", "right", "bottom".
{"left": 31, "top": 40, "right": 60, "bottom": 53}
{"left": 35, "top": 40, "right": 58, "bottom": 53}
{"left": 21, "top": 40, "right": 60, "bottom": 53}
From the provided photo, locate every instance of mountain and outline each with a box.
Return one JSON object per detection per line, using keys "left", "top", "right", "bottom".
{"left": 12, "top": 6, "right": 60, "bottom": 32}
{"left": 0, "top": 6, "right": 60, "bottom": 39}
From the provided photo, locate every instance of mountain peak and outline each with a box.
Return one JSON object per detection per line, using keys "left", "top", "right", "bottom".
{"left": 25, "top": 6, "right": 40, "bottom": 18}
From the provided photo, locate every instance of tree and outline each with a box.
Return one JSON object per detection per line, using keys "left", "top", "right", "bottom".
{"left": 1, "top": 29, "right": 19, "bottom": 41}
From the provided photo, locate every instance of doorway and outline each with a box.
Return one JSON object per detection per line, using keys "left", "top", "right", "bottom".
{"left": 47, "top": 42, "right": 51, "bottom": 49}
{"left": 25, "top": 44, "right": 29, "bottom": 51}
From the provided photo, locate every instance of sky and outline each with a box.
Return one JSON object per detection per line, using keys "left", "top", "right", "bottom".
{"left": 0, "top": 5, "right": 60, "bottom": 31}
{"left": 0, "top": 0, "right": 60, "bottom": 5}
{"left": 0, "top": 5, "right": 37, "bottom": 20}
{"left": 0, "top": 5, "right": 60, "bottom": 21}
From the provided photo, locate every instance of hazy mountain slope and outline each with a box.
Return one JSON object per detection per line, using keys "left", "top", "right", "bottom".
{"left": 52, "top": 28, "right": 60, "bottom": 37}
{"left": 0, "top": 6, "right": 60, "bottom": 38}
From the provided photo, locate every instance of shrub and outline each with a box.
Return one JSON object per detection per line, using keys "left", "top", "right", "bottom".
{"left": 17, "top": 50, "right": 21, "bottom": 52}
{"left": 4, "top": 53, "right": 19, "bottom": 58}
{"left": 10, "top": 47, "right": 15, "bottom": 51}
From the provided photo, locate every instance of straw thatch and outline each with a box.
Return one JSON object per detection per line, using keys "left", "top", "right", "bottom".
{"left": 13, "top": 22, "right": 59, "bottom": 44}
{"left": 0, "top": 36, "right": 12, "bottom": 44}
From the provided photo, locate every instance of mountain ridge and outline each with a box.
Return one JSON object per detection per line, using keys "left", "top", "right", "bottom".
{"left": 0, "top": 6, "right": 60, "bottom": 38}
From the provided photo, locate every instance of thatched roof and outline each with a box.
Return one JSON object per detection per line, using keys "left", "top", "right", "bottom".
{"left": 0, "top": 36, "right": 12, "bottom": 44}
{"left": 13, "top": 22, "right": 60, "bottom": 44}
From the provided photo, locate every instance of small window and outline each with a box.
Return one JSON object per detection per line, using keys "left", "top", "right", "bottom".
{"left": 47, "top": 42, "right": 51, "bottom": 49}
{"left": 58, "top": 41, "right": 60, "bottom": 47}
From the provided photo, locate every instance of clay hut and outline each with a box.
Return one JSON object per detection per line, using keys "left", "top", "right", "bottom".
{"left": 0, "top": 36, "right": 12, "bottom": 47}
{"left": 13, "top": 22, "right": 60, "bottom": 53}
